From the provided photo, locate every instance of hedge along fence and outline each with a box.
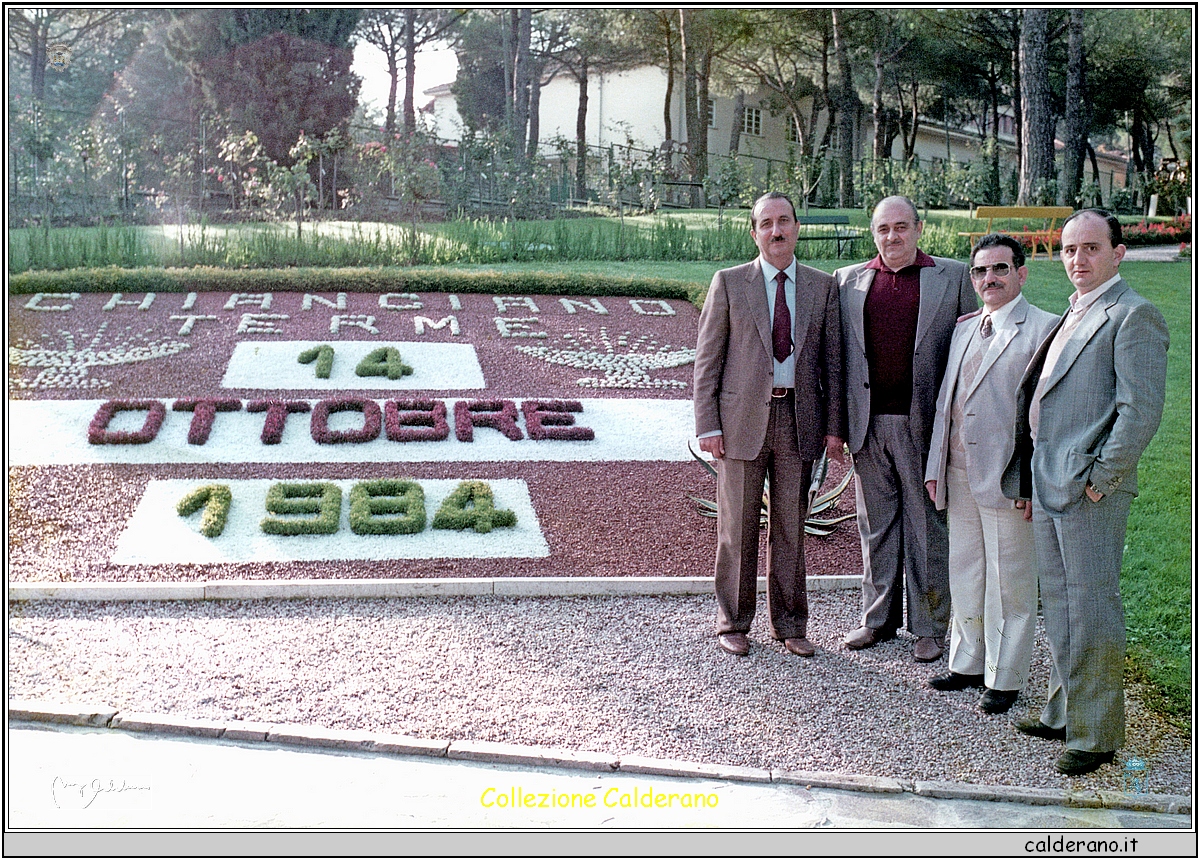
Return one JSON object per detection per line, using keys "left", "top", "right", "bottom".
{"left": 7, "top": 266, "right": 705, "bottom": 306}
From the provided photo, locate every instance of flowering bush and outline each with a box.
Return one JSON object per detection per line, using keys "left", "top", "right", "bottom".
{"left": 1121, "top": 216, "right": 1191, "bottom": 247}
{"left": 384, "top": 399, "right": 449, "bottom": 442}
{"left": 88, "top": 400, "right": 166, "bottom": 444}
{"left": 246, "top": 400, "right": 311, "bottom": 444}
{"left": 310, "top": 398, "right": 382, "bottom": 444}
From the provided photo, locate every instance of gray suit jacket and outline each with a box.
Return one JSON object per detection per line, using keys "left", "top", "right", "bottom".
{"left": 694, "top": 258, "right": 845, "bottom": 461}
{"left": 1002, "top": 278, "right": 1169, "bottom": 513}
{"left": 836, "top": 255, "right": 976, "bottom": 456}
{"left": 925, "top": 295, "right": 1059, "bottom": 510}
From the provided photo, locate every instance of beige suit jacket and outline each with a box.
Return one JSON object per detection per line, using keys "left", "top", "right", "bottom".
{"left": 694, "top": 258, "right": 844, "bottom": 461}
{"left": 925, "top": 295, "right": 1059, "bottom": 510}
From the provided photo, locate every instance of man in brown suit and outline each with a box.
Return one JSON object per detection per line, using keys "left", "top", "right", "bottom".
{"left": 694, "top": 191, "right": 845, "bottom": 658}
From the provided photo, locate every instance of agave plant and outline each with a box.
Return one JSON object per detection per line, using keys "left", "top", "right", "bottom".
{"left": 688, "top": 443, "right": 856, "bottom": 536}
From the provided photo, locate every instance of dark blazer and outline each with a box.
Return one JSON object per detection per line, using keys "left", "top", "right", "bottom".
{"left": 1002, "top": 277, "right": 1169, "bottom": 513}
{"left": 835, "top": 256, "right": 976, "bottom": 456}
{"left": 694, "top": 259, "right": 845, "bottom": 461}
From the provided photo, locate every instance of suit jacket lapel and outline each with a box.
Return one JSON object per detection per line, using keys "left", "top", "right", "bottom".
{"left": 743, "top": 261, "right": 773, "bottom": 359}
{"left": 791, "top": 266, "right": 818, "bottom": 358}
{"left": 849, "top": 266, "right": 874, "bottom": 355}
{"left": 1040, "top": 279, "right": 1129, "bottom": 396}
{"left": 965, "top": 296, "right": 1026, "bottom": 400}
{"left": 915, "top": 261, "right": 951, "bottom": 350}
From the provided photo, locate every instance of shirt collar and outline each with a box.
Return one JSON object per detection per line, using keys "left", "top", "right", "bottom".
{"left": 759, "top": 256, "right": 797, "bottom": 285}
{"left": 983, "top": 294, "right": 1022, "bottom": 331}
{"left": 865, "top": 249, "right": 936, "bottom": 272}
{"left": 1069, "top": 274, "right": 1121, "bottom": 313}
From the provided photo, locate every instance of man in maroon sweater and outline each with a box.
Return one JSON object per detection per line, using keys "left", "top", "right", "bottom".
{"left": 835, "top": 196, "right": 976, "bottom": 662}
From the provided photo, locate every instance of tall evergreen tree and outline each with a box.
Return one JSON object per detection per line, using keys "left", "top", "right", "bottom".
{"left": 165, "top": 9, "right": 361, "bottom": 165}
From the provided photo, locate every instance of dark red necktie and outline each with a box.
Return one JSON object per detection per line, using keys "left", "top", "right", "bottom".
{"left": 772, "top": 270, "right": 792, "bottom": 363}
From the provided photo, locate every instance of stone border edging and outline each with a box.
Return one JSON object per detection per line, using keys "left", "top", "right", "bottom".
{"left": 7, "top": 574, "right": 860, "bottom": 602}
{"left": 9, "top": 700, "right": 1189, "bottom": 817}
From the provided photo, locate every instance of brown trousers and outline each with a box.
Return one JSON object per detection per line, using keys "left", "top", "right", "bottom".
{"left": 714, "top": 395, "right": 813, "bottom": 639}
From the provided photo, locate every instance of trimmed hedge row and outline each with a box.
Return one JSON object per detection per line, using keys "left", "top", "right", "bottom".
{"left": 8, "top": 266, "right": 703, "bottom": 303}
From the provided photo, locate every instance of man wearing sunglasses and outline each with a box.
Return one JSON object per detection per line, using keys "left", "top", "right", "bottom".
{"left": 923, "top": 234, "right": 1058, "bottom": 714}
{"left": 1003, "top": 209, "right": 1169, "bottom": 776}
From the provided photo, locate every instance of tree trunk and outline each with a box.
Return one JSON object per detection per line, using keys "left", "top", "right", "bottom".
{"left": 663, "top": 32, "right": 675, "bottom": 143}
{"left": 385, "top": 51, "right": 399, "bottom": 134}
{"left": 728, "top": 91, "right": 744, "bottom": 156}
{"left": 527, "top": 63, "right": 543, "bottom": 160}
{"left": 403, "top": 9, "right": 417, "bottom": 135}
{"left": 575, "top": 69, "right": 589, "bottom": 202}
{"left": 1018, "top": 9, "right": 1054, "bottom": 205}
{"left": 872, "top": 48, "right": 888, "bottom": 162}
{"left": 512, "top": 8, "right": 533, "bottom": 157}
{"left": 696, "top": 45, "right": 711, "bottom": 195}
{"left": 1059, "top": 9, "right": 1087, "bottom": 206}
{"left": 680, "top": 9, "right": 703, "bottom": 205}
{"left": 1009, "top": 14, "right": 1023, "bottom": 183}
{"left": 31, "top": 19, "right": 47, "bottom": 102}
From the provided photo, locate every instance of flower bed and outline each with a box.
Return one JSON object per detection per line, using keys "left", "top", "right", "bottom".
{"left": 8, "top": 289, "right": 860, "bottom": 583}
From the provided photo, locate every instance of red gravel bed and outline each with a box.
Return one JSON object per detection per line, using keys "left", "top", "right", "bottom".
{"left": 8, "top": 290, "right": 862, "bottom": 584}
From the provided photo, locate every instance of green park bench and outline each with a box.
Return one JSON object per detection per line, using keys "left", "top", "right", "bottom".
{"left": 795, "top": 214, "right": 862, "bottom": 258}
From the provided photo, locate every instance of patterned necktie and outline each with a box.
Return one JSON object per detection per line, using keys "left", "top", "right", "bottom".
{"left": 980, "top": 314, "right": 993, "bottom": 339}
{"left": 772, "top": 270, "right": 791, "bottom": 363}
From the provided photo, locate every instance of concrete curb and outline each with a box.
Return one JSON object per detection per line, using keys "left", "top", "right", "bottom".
{"left": 8, "top": 574, "right": 860, "bottom": 602}
{"left": 10, "top": 700, "right": 1190, "bottom": 816}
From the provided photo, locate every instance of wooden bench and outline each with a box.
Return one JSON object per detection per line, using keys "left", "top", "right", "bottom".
{"left": 795, "top": 214, "right": 862, "bottom": 259}
{"left": 958, "top": 206, "right": 1075, "bottom": 260}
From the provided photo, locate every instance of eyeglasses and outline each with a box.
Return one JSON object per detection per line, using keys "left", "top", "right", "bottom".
{"left": 969, "top": 262, "right": 1012, "bottom": 280}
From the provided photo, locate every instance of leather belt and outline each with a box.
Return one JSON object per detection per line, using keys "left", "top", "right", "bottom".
{"left": 771, "top": 387, "right": 793, "bottom": 398}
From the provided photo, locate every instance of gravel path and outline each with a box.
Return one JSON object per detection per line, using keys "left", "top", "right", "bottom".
{"left": 9, "top": 589, "right": 1190, "bottom": 796}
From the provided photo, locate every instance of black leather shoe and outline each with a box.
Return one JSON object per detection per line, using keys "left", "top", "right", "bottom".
{"left": 1055, "top": 749, "right": 1115, "bottom": 776}
{"left": 927, "top": 671, "right": 985, "bottom": 691}
{"left": 1013, "top": 716, "right": 1066, "bottom": 741}
{"left": 978, "top": 688, "right": 1020, "bottom": 714}
{"left": 717, "top": 632, "right": 749, "bottom": 657}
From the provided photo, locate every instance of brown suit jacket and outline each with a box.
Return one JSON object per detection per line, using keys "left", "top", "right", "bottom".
{"left": 694, "top": 258, "right": 845, "bottom": 460}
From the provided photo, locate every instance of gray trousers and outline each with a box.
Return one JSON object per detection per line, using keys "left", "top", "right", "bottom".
{"left": 714, "top": 396, "right": 813, "bottom": 640}
{"left": 1032, "top": 485, "right": 1131, "bottom": 753}
{"left": 852, "top": 414, "right": 950, "bottom": 638}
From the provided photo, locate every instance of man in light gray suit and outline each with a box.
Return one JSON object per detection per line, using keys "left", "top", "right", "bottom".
{"left": 924, "top": 234, "right": 1058, "bottom": 714}
{"left": 1003, "top": 209, "right": 1168, "bottom": 776}
{"left": 837, "top": 196, "right": 976, "bottom": 662}
{"left": 695, "top": 191, "right": 845, "bottom": 659}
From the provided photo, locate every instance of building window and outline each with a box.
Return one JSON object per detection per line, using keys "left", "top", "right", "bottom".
{"left": 787, "top": 115, "right": 800, "bottom": 143}
{"left": 706, "top": 99, "right": 715, "bottom": 128}
{"left": 742, "top": 106, "right": 761, "bottom": 137}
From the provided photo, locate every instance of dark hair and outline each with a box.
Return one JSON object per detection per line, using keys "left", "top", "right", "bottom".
{"left": 971, "top": 233, "right": 1026, "bottom": 268}
{"left": 750, "top": 191, "right": 796, "bottom": 229}
{"left": 871, "top": 195, "right": 921, "bottom": 228}
{"left": 1062, "top": 208, "right": 1123, "bottom": 247}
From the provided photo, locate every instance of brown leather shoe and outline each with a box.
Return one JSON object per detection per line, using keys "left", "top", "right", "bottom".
{"left": 913, "top": 637, "right": 945, "bottom": 663}
{"left": 843, "top": 626, "right": 896, "bottom": 650}
{"left": 784, "top": 637, "right": 816, "bottom": 657}
{"left": 717, "top": 632, "right": 749, "bottom": 656}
